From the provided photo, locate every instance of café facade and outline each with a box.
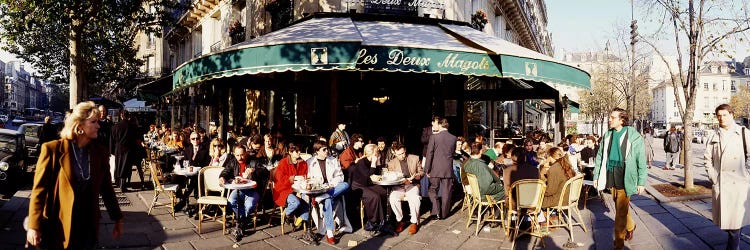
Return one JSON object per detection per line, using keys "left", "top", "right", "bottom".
{"left": 149, "top": 0, "right": 589, "bottom": 151}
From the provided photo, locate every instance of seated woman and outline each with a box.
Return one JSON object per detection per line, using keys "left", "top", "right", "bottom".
{"left": 305, "top": 140, "right": 350, "bottom": 244}
{"left": 464, "top": 142, "right": 505, "bottom": 202}
{"left": 350, "top": 143, "right": 388, "bottom": 236}
{"left": 504, "top": 147, "right": 541, "bottom": 208}
{"left": 273, "top": 143, "right": 309, "bottom": 229}
{"left": 541, "top": 147, "right": 575, "bottom": 208}
{"left": 208, "top": 138, "right": 228, "bottom": 167}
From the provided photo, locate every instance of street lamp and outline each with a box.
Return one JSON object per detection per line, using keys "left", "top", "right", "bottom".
{"left": 561, "top": 94, "right": 569, "bottom": 110}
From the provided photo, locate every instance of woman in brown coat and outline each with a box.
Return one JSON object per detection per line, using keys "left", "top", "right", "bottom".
{"left": 26, "top": 101, "right": 123, "bottom": 249}
{"left": 541, "top": 147, "right": 576, "bottom": 208}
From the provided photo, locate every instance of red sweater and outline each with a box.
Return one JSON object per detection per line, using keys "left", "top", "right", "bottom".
{"left": 273, "top": 157, "right": 308, "bottom": 206}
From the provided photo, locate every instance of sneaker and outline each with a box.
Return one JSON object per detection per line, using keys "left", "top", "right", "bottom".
{"left": 395, "top": 221, "right": 406, "bottom": 233}
{"left": 408, "top": 223, "right": 419, "bottom": 234}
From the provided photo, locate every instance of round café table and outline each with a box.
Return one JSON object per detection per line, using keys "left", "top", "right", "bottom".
{"left": 292, "top": 184, "right": 333, "bottom": 246}
{"left": 373, "top": 178, "right": 405, "bottom": 235}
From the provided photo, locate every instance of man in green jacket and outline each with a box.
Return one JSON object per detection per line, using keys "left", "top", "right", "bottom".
{"left": 464, "top": 142, "right": 505, "bottom": 202}
{"left": 593, "top": 108, "right": 648, "bottom": 250}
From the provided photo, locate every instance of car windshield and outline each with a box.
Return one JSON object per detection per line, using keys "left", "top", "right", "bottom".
{"left": 0, "top": 135, "right": 16, "bottom": 152}
{"left": 22, "top": 126, "right": 39, "bottom": 137}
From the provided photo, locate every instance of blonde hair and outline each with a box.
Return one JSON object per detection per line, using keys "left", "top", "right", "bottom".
{"left": 364, "top": 143, "right": 377, "bottom": 156}
{"left": 60, "top": 101, "right": 100, "bottom": 140}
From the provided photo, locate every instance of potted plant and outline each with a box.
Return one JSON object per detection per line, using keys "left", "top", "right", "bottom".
{"left": 471, "top": 10, "right": 489, "bottom": 31}
{"left": 228, "top": 19, "right": 245, "bottom": 44}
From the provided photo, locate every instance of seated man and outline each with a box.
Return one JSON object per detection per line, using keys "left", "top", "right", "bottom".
{"left": 350, "top": 143, "right": 388, "bottom": 236}
{"left": 464, "top": 142, "right": 506, "bottom": 203}
{"left": 306, "top": 140, "right": 350, "bottom": 244}
{"left": 386, "top": 143, "right": 423, "bottom": 235}
{"left": 219, "top": 145, "right": 261, "bottom": 238}
{"left": 273, "top": 143, "right": 309, "bottom": 229}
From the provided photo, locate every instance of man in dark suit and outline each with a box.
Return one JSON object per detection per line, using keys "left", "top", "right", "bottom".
{"left": 180, "top": 132, "right": 211, "bottom": 206}
{"left": 424, "top": 117, "right": 457, "bottom": 220}
{"left": 111, "top": 109, "right": 139, "bottom": 192}
{"left": 96, "top": 105, "right": 113, "bottom": 153}
{"left": 420, "top": 117, "right": 440, "bottom": 197}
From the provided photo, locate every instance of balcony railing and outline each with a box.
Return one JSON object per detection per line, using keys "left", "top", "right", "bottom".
{"left": 194, "top": 50, "right": 202, "bottom": 58}
{"left": 144, "top": 67, "right": 173, "bottom": 78}
{"left": 210, "top": 41, "right": 222, "bottom": 53}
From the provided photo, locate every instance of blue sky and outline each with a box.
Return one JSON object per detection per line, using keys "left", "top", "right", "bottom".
{"left": 546, "top": 0, "right": 749, "bottom": 61}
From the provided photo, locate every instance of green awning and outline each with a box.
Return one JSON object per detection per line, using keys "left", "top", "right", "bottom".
{"left": 440, "top": 24, "right": 591, "bottom": 90}
{"left": 173, "top": 17, "right": 590, "bottom": 91}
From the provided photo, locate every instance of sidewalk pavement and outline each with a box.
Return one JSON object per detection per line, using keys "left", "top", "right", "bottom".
{"left": 0, "top": 138, "right": 748, "bottom": 249}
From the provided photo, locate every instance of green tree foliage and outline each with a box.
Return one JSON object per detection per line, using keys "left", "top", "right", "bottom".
{"left": 0, "top": 0, "right": 178, "bottom": 108}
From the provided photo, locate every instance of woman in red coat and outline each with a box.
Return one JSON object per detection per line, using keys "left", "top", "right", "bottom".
{"left": 273, "top": 143, "right": 309, "bottom": 228}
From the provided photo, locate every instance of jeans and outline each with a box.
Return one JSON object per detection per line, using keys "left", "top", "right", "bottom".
{"left": 322, "top": 182, "right": 350, "bottom": 231}
{"left": 666, "top": 151, "right": 680, "bottom": 168}
{"left": 229, "top": 189, "right": 259, "bottom": 220}
{"left": 285, "top": 194, "right": 310, "bottom": 220}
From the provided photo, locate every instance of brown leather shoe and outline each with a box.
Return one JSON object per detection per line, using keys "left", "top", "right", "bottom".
{"left": 408, "top": 223, "right": 419, "bottom": 234}
{"left": 625, "top": 225, "right": 636, "bottom": 241}
{"left": 395, "top": 221, "right": 406, "bottom": 233}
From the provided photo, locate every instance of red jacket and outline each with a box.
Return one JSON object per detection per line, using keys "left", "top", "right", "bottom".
{"left": 273, "top": 157, "right": 308, "bottom": 206}
{"left": 339, "top": 147, "right": 360, "bottom": 170}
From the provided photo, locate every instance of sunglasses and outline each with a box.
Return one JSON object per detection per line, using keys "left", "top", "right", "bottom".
{"left": 190, "top": 137, "right": 199, "bottom": 140}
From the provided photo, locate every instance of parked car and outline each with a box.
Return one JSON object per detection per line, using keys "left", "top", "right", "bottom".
{"left": 0, "top": 115, "right": 8, "bottom": 123}
{"left": 11, "top": 118, "right": 26, "bottom": 126}
{"left": 0, "top": 129, "right": 29, "bottom": 195}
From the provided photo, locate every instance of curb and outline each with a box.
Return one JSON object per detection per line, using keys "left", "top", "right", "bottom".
{"left": 645, "top": 185, "right": 711, "bottom": 203}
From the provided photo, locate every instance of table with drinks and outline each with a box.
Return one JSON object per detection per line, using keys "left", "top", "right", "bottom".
{"left": 292, "top": 176, "right": 332, "bottom": 245}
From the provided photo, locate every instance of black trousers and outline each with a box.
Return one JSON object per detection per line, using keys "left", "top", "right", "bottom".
{"left": 428, "top": 177, "right": 453, "bottom": 218}
{"left": 355, "top": 185, "right": 387, "bottom": 223}
{"left": 726, "top": 229, "right": 741, "bottom": 250}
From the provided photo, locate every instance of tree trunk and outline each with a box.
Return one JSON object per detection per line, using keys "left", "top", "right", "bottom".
{"left": 69, "top": 18, "right": 86, "bottom": 109}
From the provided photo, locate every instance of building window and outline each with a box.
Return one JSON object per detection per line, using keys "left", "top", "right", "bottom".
{"left": 713, "top": 83, "right": 718, "bottom": 90}
{"left": 732, "top": 82, "right": 737, "bottom": 92}
{"left": 704, "top": 82, "right": 709, "bottom": 90}
{"left": 704, "top": 96, "right": 709, "bottom": 108}
{"left": 674, "top": 112, "right": 679, "bottom": 117}
{"left": 745, "top": 68, "right": 749, "bottom": 75}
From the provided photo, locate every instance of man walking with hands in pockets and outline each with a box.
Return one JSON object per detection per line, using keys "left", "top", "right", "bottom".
{"left": 592, "top": 108, "right": 648, "bottom": 250}
{"left": 704, "top": 104, "right": 750, "bottom": 250}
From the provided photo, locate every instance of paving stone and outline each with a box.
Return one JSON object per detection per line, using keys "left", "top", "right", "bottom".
{"left": 388, "top": 240, "right": 427, "bottom": 250}
{"left": 632, "top": 204, "right": 668, "bottom": 216}
{"left": 161, "top": 228, "right": 199, "bottom": 243}
{"left": 191, "top": 235, "right": 236, "bottom": 249}
{"left": 663, "top": 205, "right": 702, "bottom": 219}
{"left": 654, "top": 233, "right": 711, "bottom": 250}
{"left": 423, "top": 230, "right": 469, "bottom": 249}
{"left": 162, "top": 241, "right": 195, "bottom": 250}
{"left": 593, "top": 218, "right": 614, "bottom": 229}
{"left": 678, "top": 216, "right": 714, "bottom": 230}
{"left": 408, "top": 225, "right": 449, "bottom": 243}
{"left": 631, "top": 199, "right": 659, "bottom": 207}
{"left": 458, "top": 236, "right": 503, "bottom": 249}
{"left": 593, "top": 226, "right": 614, "bottom": 250}
{"left": 161, "top": 217, "right": 199, "bottom": 231}
{"left": 692, "top": 226, "right": 728, "bottom": 246}
{"left": 266, "top": 233, "right": 308, "bottom": 249}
